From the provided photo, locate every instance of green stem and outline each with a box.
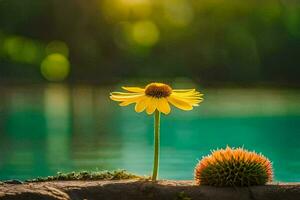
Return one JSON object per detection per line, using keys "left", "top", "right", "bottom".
{"left": 152, "top": 110, "right": 160, "bottom": 181}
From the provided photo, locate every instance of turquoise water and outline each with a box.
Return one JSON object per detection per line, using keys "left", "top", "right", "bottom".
{"left": 0, "top": 85, "right": 299, "bottom": 181}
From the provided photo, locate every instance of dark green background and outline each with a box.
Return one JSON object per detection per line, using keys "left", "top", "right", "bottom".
{"left": 0, "top": 0, "right": 300, "bottom": 85}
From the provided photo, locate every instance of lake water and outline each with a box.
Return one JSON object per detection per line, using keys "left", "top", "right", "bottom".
{"left": 0, "top": 84, "right": 299, "bottom": 181}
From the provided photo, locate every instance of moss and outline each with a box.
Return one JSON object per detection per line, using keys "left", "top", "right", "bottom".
{"left": 27, "top": 170, "right": 144, "bottom": 182}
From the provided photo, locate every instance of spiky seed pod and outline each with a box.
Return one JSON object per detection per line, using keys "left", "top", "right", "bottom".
{"left": 194, "top": 147, "right": 273, "bottom": 187}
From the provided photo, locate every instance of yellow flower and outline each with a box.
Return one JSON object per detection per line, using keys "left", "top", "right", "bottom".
{"left": 110, "top": 82, "right": 203, "bottom": 115}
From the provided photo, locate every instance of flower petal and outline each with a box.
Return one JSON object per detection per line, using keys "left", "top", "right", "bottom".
{"left": 122, "top": 87, "right": 145, "bottom": 93}
{"left": 110, "top": 94, "right": 144, "bottom": 101}
{"left": 157, "top": 98, "right": 171, "bottom": 115}
{"left": 111, "top": 92, "right": 142, "bottom": 96}
{"left": 135, "top": 97, "right": 149, "bottom": 113}
{"left": 146, "top": 98, "right": 157, "bottom": 115}
{"left": 172, "top": 91, "right": 204, "bottom": 105}
{"left": 167, "top": 95, "right": 193, "bottom": 111}
{"left": 119, "top": 96, "right": 144, "bottom": 106}
{"left": 172, "top": 89, "right": 195, "bottom": 92}
{"left": 172, "top": 91, "right": 203, "bottom": 97}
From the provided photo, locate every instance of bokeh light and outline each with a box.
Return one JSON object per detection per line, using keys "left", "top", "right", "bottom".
{"left": 132, "top": 20, "right": 159, "bottom": 47}
{"left": 40, "top": 53, "right": 70, "bottom": 81}
{"left": 2, "top": 36, "right": 43, "bottom": 64}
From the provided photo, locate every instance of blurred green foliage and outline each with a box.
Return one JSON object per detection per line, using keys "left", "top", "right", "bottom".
{"left": 0, "top": 0, "right": 300, "bottom": 85}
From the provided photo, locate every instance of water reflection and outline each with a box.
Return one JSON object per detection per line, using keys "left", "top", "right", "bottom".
{"left": 0, "top": 85, "right": 299, "bottom": 181}
{"left": 44, "top": 85, "right": 71, "bottom": 171}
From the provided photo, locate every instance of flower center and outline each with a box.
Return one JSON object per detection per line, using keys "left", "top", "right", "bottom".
{"left": 145, "top": 83, "right": 172, "bottom": 98}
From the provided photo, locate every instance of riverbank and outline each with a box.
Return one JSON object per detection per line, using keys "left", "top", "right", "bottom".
{"left": 1, "top": 180, "right": 299, "bottom": 200}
